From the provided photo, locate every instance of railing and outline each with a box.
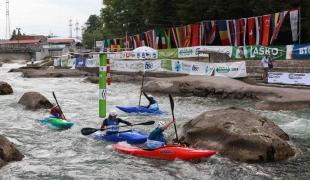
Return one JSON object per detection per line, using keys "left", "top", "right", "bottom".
{"left": 0, "top": 46, "right": 38, "bottom": 53}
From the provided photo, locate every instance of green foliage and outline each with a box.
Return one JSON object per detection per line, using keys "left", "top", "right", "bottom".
{"left": 82, "top": 0, "right": 310, "bottom": 45}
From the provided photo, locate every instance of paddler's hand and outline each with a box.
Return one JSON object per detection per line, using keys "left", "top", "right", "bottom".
{"left": 130, "top": 123, "right": 134, "bottom": 126}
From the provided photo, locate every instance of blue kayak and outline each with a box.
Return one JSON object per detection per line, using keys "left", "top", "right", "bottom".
{"left": 38, "top": 117, "right": 74, "bottom": 129}
{"left": 91, "top": 130, "right": 148, "bottom": 144}
{"left": 116, "top": 105, "right": 169, "bottom": 115}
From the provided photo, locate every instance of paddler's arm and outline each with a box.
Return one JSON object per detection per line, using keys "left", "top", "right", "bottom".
{"left": 118, "top": 118, "right": 134, "bottom": 126}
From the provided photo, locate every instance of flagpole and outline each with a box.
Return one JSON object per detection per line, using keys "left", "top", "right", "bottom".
{"left": 299, "top": 7, "right": 301, "bottom": 44}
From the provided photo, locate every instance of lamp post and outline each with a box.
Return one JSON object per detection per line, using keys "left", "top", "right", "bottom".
{"left": 16, "top": 28, "right": 20, "bottom": 47}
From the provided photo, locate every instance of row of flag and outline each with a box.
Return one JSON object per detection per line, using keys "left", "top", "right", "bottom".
{"left": 102, "top": 8, "right": 299, "bottom": 51}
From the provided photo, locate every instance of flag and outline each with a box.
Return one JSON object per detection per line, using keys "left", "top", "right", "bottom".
{"left": 205, "top": 21, "right": 216, "bottom": 44}
{"left": 270, "top": 13, "right": 279, "bottom": 36}
{"left": 290, "top": 8, "right": 299, "bottom": 42}
{"left": 136, "top": 34, "right": 141, "bottom": 47}
{"left": 247, "top": 17, "right": 255, "bottom": 45}
{"left": 164, "top": 29, "right": 171, "bottom": 49}
{"left": 191, "top": 23, "right": 199, "bottom": 46}
{"left": 154, "top": 30, "right": 160, "bottom": 49}
{"left": 270, "top": 10, "right": 288, "bottom": 44}
{"left": 147, "top": 30, "right": 154, "bottom": 48}
{"left": 119, "top": 38, "right": 123, "bottom": 51}
{"left": 170, "top": 28, "right": 178, "bottom": 48}
{"left": 227, "top": 20, "right": 234, "bottom": 45}
{"left": 132, "top": 36, "right": 137, "bottom": 49}
{"left": 175, "top": 27, "right": 183, "bottom": 47}
{"left": 184, "top": 25, "right": 191, "bottom": 47}
{"left": 110, "top": 39, "right": 115, "bottom": 52}
{"left": 139, "top": 33, "right": 146, "bottom": 46}
{"left": 217, "top": 20, "right": 230, "bottom": 45}
{"left": 262, "top": 14, "right": 271, "bottom": 46}
{"left": 144, "top": 32, "right": 149, "bottom": 47}
{"left": 239, "top": 18, "right": 247, "bottom": 45}
{"left": 199, "top": 22, "right": 206, "bottom": 46}
{"left": 233, "top": 19, "right": 241, "bottom": 46}
{"left": 180, "top": 26, "right": 186, "bottom": 47}
{"left": 255, "top": 16, "right": 263, "bottom": 45}
{"left": 106, "top": 39, "right": 111, "bottom": 48}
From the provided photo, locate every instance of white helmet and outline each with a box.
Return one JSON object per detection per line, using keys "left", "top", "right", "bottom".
{"left": 109, "top": 109, "right": 117, "bottom": 116}
{"left": 156, "top": 121, "right": 164, "bottom": 128}
{"left": 148, "top": 94, "right": 153, "bottom": 98}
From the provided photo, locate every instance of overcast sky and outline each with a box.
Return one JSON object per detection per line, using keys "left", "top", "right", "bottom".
{"left": 0, "top": 0, "right": 103, "bottom": 39}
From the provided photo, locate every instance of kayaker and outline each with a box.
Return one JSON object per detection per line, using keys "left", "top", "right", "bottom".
{"left": 141, "top": 88, "right": 159, "bottom": 111}
{"left": 101, "top": 109, "right": 134, "bottom": 135}
{"left": 146, "top": 119, "right": 179, "bottom": 149}
{"left": 49, "top": 105, "right": 65, "bottom": 119}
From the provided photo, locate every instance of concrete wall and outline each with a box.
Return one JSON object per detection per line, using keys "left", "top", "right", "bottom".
{"left": 0, "top": 52, "right": 32, "bottom": 62}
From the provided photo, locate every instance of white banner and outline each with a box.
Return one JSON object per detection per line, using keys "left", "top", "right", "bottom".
{"left": 268, "top": 72, "right": 310, "bottom": 85}
{"left": 114, "top": 60, "right": 142, "bottom": 72}
{"left": 214, "top": 61, "right": 247, "bottom": 78}
{"left": 107, "top": 53, "right": 122, "bottom": 59}
{"left": 121, "top": 51, "right": 158, "bottom": 60}
{"left": 290, "top": 9, "right": 299, "bottom": 42}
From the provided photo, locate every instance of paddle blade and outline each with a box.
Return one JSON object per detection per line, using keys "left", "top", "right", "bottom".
{"left": 81, "top": 127, "right": 101, "bottom": 135}
{"left": 169, "top": 94, "right": 174, "bottom": 118}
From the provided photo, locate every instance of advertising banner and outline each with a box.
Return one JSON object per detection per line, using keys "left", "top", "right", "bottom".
{"left": 232, "top": 45, "right": 286, "bottom": 60}
{"left": 268, "top": 72, "right": 310, "bottom": 85}
{"left": 158, "top": 49, "right": 178, "bottom": 59}
{"left": 75, "top": 58, "right": 86, "bottom": 67}
{"left": 290, "top": 43, "right": 310, "bottom": 59}
{"left": 214, "top": 61, "right": 247, "bottom": 78}
{"left": 114, "top": 60, "right": 142, "bottom": 72}
{"left": 121, "top": 51, "right": 158, "bottom": 59}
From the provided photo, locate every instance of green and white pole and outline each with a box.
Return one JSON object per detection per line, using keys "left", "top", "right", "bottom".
{"left": 99, "top": 53, "right": 107, "bottom": 118}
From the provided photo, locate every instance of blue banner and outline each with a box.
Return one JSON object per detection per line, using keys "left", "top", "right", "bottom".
{"left": 75, "top": 58, "right": 86, "bottom": 67}
{"left": 292, "top": 43, "right": 310, "bottom": 59}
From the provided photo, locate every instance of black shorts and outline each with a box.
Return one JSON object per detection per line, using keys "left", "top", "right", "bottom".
{"left": 268, "top": 64, "right": 273, "bottom": 69}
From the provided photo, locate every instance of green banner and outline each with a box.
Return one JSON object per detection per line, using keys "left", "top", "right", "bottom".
{"left": 61, "top": 59, "right": 68, "bottom": 67}
{"left": 231, "top": 45, "right": 286, "bottom": 60}
{"left": 158, "top": 49, "right": 178, "bottom": 59}
{"left": 161, "top": 59, "right": 173, "bottom": 71}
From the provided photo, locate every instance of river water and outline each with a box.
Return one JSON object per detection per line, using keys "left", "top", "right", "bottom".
{"left": 0, "top": 63, "right": 309, "bottom": 180}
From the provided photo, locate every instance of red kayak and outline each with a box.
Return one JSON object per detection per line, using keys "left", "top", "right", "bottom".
{"left": 111, "top": 144, "right": 216, "bottom": 161}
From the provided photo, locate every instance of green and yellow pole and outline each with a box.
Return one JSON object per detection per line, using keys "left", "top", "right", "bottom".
{"left": 99, "top": 53, "right": 107, "bottom": 118}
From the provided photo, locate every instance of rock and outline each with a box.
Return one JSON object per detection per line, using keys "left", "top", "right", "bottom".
{"left": 0, "top": 81, "right": 13, "bottom": 95}
{"left": 176, "top": 106, "right": 295, "bottom": 162}
{"left": 17, "top": 92, "right": 53, "bottom": 110}
{"left": 0, "top": 134, "right": 24, "bottom": 169}
{"left": 21, "top": 69, "right": 93, "bottom": 78}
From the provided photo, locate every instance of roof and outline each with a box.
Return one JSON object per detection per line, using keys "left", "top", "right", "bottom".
{"left": 10, "top": 35, "right": 45, "bottom": 41}
{"left": 0, "top": 39, "right": 41, "bottom": 45}
{"left": 46, "top": 38, "right": 81, "bottom": 43}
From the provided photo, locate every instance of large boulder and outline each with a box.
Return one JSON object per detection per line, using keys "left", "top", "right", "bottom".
{"left": 0, "top": 81, "right": 13, "bottom": 95}
{"left": 17, "top": 92, "right": 53, "bottom": 110}
{"left": 0, "top": 134, "right": 24, "bottom": 169}
{"left": 176, "top": 106, "right": 295, "bottom": 162}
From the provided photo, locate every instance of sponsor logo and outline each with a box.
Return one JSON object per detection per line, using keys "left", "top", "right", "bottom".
{"left": 145, "top": 62, "right": 153, "bottom": 69}
{"left": 159, "top": 150, "right": 174, "bottom": 154}
{"left": 192, "top": 65, "right": 199, "bottom": 71}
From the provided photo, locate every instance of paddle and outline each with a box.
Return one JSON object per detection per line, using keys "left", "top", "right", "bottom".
{"left": 52, "top": 91, "right": 67, "bottom": 120}
{"left": 169, "top": 94, "right": 179, "bottom": 143}
{"left": 81, "top": 120, "right": 155, "bottom": 135}
{"left": 138, "top": 71, "right": 145, "bottom": 108}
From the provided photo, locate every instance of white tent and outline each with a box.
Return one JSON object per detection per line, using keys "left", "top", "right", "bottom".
{"left": 133, "top": 46, "right": 156, "bottom": 52}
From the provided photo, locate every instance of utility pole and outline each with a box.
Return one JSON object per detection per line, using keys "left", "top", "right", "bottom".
{"left": 6, "top": 0, "right": 10, "bottom": 39}
{"left": 75, "top": 20, "right": 80, "bottom": 39}
{"left": 69, "top": 19, "right": 72, "bottom": 38}
{"left": 16, "top": 28, "right": 20, "bottom": 47}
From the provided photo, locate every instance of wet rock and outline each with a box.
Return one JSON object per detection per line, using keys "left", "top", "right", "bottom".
{"left": 176, "top": 106, "right": 295, "bottom": 162}
{"left": 0, "top": 134, "right": 24, "bottom": 169}
{"left": 0, "top": 81, "right": 13, "bottom": 95}
{"left": 17, "top": 92, "right": 53, "bottom": 110}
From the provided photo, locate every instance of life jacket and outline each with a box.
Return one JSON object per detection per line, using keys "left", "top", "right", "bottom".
{"left": 149, "top": 100, "right": 159, "bottom": 111}
{"left": 49, "top": 109, "right": 62, "bottom": 118}
{"left": 106, "top": 118, "right": 119, "bottom": 134}
{"left": 146, "top": 130, "right": 166, "bottom": 149}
